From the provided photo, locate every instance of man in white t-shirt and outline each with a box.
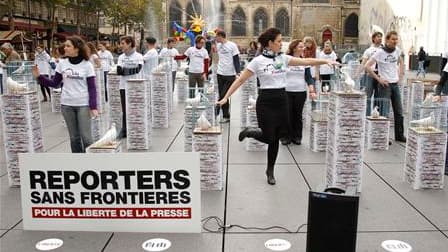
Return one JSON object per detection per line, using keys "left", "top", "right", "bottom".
{"left": 317, "top": 41, "right": 337, "bottom": 91}
{"left": 159, "top": 38, "right": 179, "bottom": 91}
{"left": 215, "top": 30, "right": 240, "bottom": 123}
{"left": 98, "top": 42, "right": 114, "bottom": 102}
{"left": 143, "top": 37, "right": 158, "bottom": 79}
{"left": 365, "top": 31, "right": 406, "bottom": 143}
{"left": 116, "top": 36, "right": 144, "bottom": 139}
{"left": 175, "top": 35, "right": 210, "bottom": 98}
{"left": 361, "top": 31, "right": 383, "bottom": 115}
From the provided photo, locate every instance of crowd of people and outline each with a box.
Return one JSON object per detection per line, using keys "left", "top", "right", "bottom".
{"left": 1, "top": 25, "right": 447, "bottom": 182}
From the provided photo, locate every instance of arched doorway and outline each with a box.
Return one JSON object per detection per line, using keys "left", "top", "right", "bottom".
{"left": 322, "top": 28, "right": 332, "bottom": 43}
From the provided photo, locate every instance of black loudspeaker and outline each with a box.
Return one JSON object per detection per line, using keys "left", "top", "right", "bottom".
{"left": 306, "top": 190, "right": 360, "bottom": 252}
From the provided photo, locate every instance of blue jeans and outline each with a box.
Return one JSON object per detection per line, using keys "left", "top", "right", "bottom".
{"left": 363, "top": 74, "right": 378, "bottom": 115}
{"left": 377, "top": 82, "right": 405, "bottom": 138}
{"left": 61, "top": 105, "right": 93, "bottom": 153}
{"left": 417, "top": 61, "right": 425, "bottom": 77}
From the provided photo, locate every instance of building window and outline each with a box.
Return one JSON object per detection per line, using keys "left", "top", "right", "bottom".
{"left": 169, "top": 0, "right": 182, "bottom": 30}
{"left": 253, "top": 8, "right": 268, "bottom": 36}
{"left": 218, "top": 1, "right": 225, "bottom": 29}
{"left": 302, "top": 0, "right": 330, "bottom": 3}
{"left": 344, "top": 13, "right": 359, "bottom": 37}
{"left": 275, "top": 8, "right": 289, "bottom": 36}
{"left": 231, "top": 6, "right": 246, "bottom": 36}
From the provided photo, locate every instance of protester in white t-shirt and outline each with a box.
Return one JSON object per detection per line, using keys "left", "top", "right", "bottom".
{"left": 282, "top": 39, "right": 316, "bottom": 146}
{"left": 116, "top": 36, "right": 144, "bottom": 139}
{"left": 304, "top": 36, "right": 319, "bottom": 81}
{"left": 217, "top": 28, "right": 338, "bottom": 186}
{"left": 175, "top": 35, "right": 209, "bottom": 98}
{"left": 317, "top": 41, "right": 337, "bottom": 91}
{"left": 143, "top": 37, "right": 159, "bottom": 80}
{"left": 34, "top": 45, "right": 52, "bottom": 102}
{"left": 361, "top": 31, "right": 383, "bottom": 115}
{"left": 32, "top": 36, "right": 98, "bottom": 153}
{"left": 159, "top": 38, "right": 179, "bottom": 91}
{"left": 215, "top": 30, "right": 240, "bottom": 123}
{"left": 365, "top": 31, "right": 406, "bottom": 143}
{"left": 98, "top": 42, "right": 114, "bottom": 102}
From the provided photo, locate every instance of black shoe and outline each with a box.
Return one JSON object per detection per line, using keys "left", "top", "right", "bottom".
{"left": 389, "top": 141, "right": 393, "bottom": 145}
{"left": 238, "top": 128, "right": 250, "bottom": 141}
{"left": 280, "top": 138, "right": 291, "bottom": 145}
{"left": 291, "top": 137, "right": 301, "bottom": 145}
{"left": 118, "top": 130, "right": 127, "bottom": 139}
{"left": 395, "top": 136, "right": 407, "bottom": 143}
{"left": 266, "top": 167, "right": 276, "bottom": 185}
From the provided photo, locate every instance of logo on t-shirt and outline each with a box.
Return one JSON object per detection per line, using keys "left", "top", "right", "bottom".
{"left": 62, "top": 68, "right": 84, "bottom": 80}
{"left": 384, "top": 54, "right": 398, "bottom": 63}
{"left": 263, "top": 62, "right": 285, "bottom": 74}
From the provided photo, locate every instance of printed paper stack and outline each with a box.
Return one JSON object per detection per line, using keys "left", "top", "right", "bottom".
{"left": 240, "top": 75, "right": 257, "bottom": 129}
{"left": 107, "top": 72, "right": 122, "bottom": 130}
{"left": 50, "top": 88, "right": 61, "bottom": 113}
{"left": 193, "top": 127, "right": 223, "bottom": 190}
{"left": 184, "top": 105, "right": 206, "bottom": 152}
{"left": 245, "top": 106, "right": 267, "bottom": 151}
{"left": 366, "top": 116, "right": 390, "bottom": 150}
{"left": 310, "top": 111, "right": 328, "bottom": 152}
{"left": 1, "top": 91, "right": 44, "bottom": 187}
{"left": 151, "top": 72, "right": 170, "bottom": 128}
{"left": 404, "top": 127, "right": 447, "bottom": 189}
{"left": 326, "top": 91, "right": 366, "bottom": 192}
{"left": 126, "top": 79, "right": 151, "bottom": 150}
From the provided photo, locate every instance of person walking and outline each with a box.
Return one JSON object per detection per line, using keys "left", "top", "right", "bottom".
{"left": 116, "top": 36, "right": 144, "bottom": 139}
{"left": 365, "top": 31, "right": 407, "bottom": 143}
{"left": 32, "top": 36, "right": 98, "bottom": 153}
{"left": 215, "top": 30, "right": 241, "bottom": 123}
{"left": 217, "top": 28, "right": 338, "bottom": 185}
{"left": 281, "top": 39, "right": 316, "bottom": 146}
{"left": 34, "top": 45, "right": 52, "bottom": 102}
{"left": 98, "top": 42, "right": 114, "bottom": 102}
{"left": 175, "top": 35, "right": 209, "bottom": 98}
{"left": 416, "top": 46, "right": 426, "bottom": 78}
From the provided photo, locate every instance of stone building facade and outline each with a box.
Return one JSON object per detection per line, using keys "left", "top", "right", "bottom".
{"left": 168, "top": 0, "right": 360, "bottom": 48}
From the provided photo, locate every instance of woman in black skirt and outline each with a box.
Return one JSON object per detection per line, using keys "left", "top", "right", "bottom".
{"left": 217, "top": 28, "right": 338, "bottom": 185}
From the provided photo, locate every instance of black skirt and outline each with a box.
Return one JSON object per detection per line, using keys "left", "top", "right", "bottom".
{"left": 256, "top": 88, "right": 289, "bottom": 143}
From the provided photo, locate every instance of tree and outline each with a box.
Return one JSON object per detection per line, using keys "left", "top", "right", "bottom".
{"left": 45, "top": 0, "right": 68, "bottom": 49}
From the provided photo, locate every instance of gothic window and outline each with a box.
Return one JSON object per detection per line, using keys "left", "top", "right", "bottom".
{"left": 275, "top": 8, "right": 290, "bottom": 36}
{"left": 231, "top": 6, "right": 246, "bottom": 36}
{"left": 253, "top": 8, "right": 268, "bottom": 35}
{"left": 344, "top": 13, "right": 359, "bottom": 37}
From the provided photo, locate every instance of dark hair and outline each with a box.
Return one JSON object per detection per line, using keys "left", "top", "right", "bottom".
{"left": 371, "top": 31, "right": 383, "bottom": 43}
{"left": 120, "top": 36, "right": 136, "bottom": 48}
{"left": 86, "top": 42, "right": 98, "bottom": 56}
{"left": 167, "top": 37, "right": 176, "bottom": 44}
{"left": 258, "top": 27, "right": 282, "bottom": 48}
{"left": 57, "top": 44, "right": 65, "bottom": 57}
{"left": 100, "top": 41, "right": 108, "bottom": 47}
{"left": 145, "top": 37, "right": 157, "bottom": 45}
{"left": 249, "top": 41, "right": 258, "bottom": 50}
{"left": 195, "top": 35, "right": 205, "bottom": 44}
{"left": 66, "top": 36, "right": 89, "bottom": 60}
{"left": 385, "top": 31, "right": 398, "bottom": 40}
{"left": 216, "top": 30, "right": 226, "bottom": 38}
{"left": 287, "top": 39, "right": 303, "bottom": 56}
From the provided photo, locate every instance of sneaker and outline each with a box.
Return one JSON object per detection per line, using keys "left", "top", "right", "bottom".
{"left": 291, "top": 137, "right": 302, "bottom": 145}
{"left": 219, "top": 118, "right": 230, "bottom": 124}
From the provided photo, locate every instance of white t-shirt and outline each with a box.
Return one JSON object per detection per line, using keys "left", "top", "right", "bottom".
{"left": 56, "top": 59, "right": 95, "bottom": 106}
{"left": 318, "top": 51, "right": 337, "bottom": 75}
{"left": 184, "top": 46, "right": 209, "bottom": 74}
{"left": 217, "top": 41, "right": 240, "bottom": 76}
{"left": 143, "top": 48, "right": 159, "bottom": 78}
{"left": 117, "top": 51, "right": 144, "bottom": 89}
{"left": 98, "top": 50, "right": 114, "bottom": 71}
{"left": 286, "top": 65, "right": 309, "bottom": 92}
{"left": 159, "top": 47, "right": 179, "bottom": 71}
{"left": 247, "top": 54, "right": 292, "bottom": 89}
{"left": 35, "top": 51, "right": 51, "bottom": 75}
{"left": 363, "top": 45, "right": 381, "bottom": 70}
{"left": 372, "top": 48, "right": 401, "bottom": 83}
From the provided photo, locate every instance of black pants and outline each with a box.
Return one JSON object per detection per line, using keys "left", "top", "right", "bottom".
{"left": 216, "top": 74, "right": 235, "bottom": 118}
{"left": 377, "top": 82, "right": 405, "bottom": 139}
{"left": 172, "top": 71, "right": 177, "bottom": 92}
{"left": 103, "top": 71, "right": 109, "bottom": 102}
{"left": 249, "top": 89, "right": 289, "bottom": 167}
{"left": 286, "top": 91, "right": 307, "bottom": 140}
{"left": 120, "top": 89, "right": 126, "bottom": 133}
{"left": 39, "top": 74, "right": 51, "bottom": 100}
